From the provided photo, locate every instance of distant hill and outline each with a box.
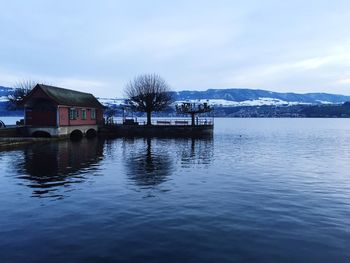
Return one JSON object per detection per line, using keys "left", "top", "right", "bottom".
{"left": 3, "top": 86, "right": 350, "bottom": 106}
{"left": 173, "top": 89, "right": 350, "bottom": 105}
{"left": 0, "top": 86, "right": 19, "bottom": 116}
{"left": 2, "top": 85, "right": 350, "bottom": 117}
{"left": 0, "top": 86, "right": 12, "bottom": 95}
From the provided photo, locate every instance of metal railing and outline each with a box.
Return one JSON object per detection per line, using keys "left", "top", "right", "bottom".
{"left": 107, "top": 117, "right": 214, "bottom": 126}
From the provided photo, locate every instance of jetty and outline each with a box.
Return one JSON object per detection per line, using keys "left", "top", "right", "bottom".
{"left": 100, "top": 117, "right": 214, "bottom": 137}
{"left": 1, "top": 84, "right": 215, "bottom": 147}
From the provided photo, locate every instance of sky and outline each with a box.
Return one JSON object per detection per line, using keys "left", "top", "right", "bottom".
{"left": 0, "top": 0, "right": 350, "bottom": 97}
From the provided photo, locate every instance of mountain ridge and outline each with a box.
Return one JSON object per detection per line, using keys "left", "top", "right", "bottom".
{"left": 173, "top": 88, "right": 350, "bottom": 104}
{"left": 1, "top": 86, "right": 350, "bottom": 108}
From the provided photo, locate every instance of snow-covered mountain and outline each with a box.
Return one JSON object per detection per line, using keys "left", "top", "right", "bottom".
{"left": 0, "top": 86, "right": 12, "bottom": 102}
{"left": 174, "top": 98, "right": 312, "bottom": 107}
{"left": 172, "top": 89, "right": 350, "bottom": 106}
{"left": 98, "top": 98, "right": 127, "bottom": 107}
{"left": 98, "top": 88, "right": 350, "bottom": 108}
{"left": 2, "top": 86, "right": 350, "bottom": 108}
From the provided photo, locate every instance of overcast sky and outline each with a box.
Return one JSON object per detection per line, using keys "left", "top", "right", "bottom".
{"left": 1, "top": 0, "right": 350, "bottom": 97}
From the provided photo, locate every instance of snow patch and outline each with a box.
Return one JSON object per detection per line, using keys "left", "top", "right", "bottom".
{"left": 175, "top": 97, "right": 312, "bottom": 107}
{"left": 0, "top": 96, "right": 8, "bottom": 102}
{"left": 97, "top": 97, "right": 336, "bottom": 108}
{"left": 98, "top": 98, "right": 127, "bottom": 106}
{"left": 316, "top": 100, "right": 333, "bottom": 104}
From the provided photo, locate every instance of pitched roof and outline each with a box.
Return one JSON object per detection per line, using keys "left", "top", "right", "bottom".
{"left": 33, "top": 84, "right": 104, "bottom": 108}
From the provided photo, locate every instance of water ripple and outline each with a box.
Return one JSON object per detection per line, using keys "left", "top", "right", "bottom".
{"left": 1, "top": 119, "right": 350, "bottom": 262}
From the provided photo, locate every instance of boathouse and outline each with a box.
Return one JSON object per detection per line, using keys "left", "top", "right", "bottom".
{"left": 22, "top": 84, "right": 104, "bottom": 138}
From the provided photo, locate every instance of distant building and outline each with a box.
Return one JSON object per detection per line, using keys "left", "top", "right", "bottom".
{"left": 22, "top": 84, "right": 104, "bottom": 138}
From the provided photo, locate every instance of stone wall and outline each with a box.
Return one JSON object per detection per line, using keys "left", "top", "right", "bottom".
{"left": 27, "top": 125, "right": 99, "bottom": 137}
{"left": 99, "top": 124, "right": 214, "bottom": 138}
{"left": 0, "top": 127, "right": 21, "bottom": 137}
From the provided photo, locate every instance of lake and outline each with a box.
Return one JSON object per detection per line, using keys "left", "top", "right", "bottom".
{"left": 1, "top": 118, "right": 350, "bottom": 262}
{"left": 0, "top": 116, "right": 23, "bottom": 125}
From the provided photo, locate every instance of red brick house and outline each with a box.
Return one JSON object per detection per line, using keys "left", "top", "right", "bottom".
{"left": 22, "top": 84, "right": 104, "bottom": 138}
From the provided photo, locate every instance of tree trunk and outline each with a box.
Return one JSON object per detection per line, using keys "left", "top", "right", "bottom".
{"left": 147, "top": 111, "right": 152, "bottom": 126}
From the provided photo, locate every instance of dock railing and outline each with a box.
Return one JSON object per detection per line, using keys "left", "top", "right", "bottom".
{"left": 108, "top": 117, "right": 214, "bottom": 126}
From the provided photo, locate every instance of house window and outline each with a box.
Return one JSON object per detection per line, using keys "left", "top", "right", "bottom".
{"left": 82, "top": 109, "right": 87, "bottom": 120}
{"left": 91, "top": 109, "right": 96, "bottom": 119}
{"left": 69, "top": 108, "right": 77, "bottom": 120}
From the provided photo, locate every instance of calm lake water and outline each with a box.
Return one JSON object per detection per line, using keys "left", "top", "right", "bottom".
{"left": 1, "top": 118, "right": 350, "bottom": 262}
{"left": 0, "top": 116, "right": 23, "bottom": 125}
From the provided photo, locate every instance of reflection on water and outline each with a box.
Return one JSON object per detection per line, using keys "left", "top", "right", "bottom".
{"left": 10, "top": 136, "right": 214, "bottom": 197}
{"left": 123, "top": 138, "right": 173, "bottom": 187}
{"left": 177, "top": 137, "right": 214, "bottom": 167}
{"left": 122, "top": 137, "right": 214, "bottom": 188}
{"left": 16, "top": 139, "right": 104, "bottom": 198}
{"left": 3, "top": 119, "right": 350, "bottom": 262}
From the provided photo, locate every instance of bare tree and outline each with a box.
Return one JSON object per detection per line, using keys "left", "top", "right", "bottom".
{"left": 125, "top": 74, "right": 173, "bottom": 125}
{"left": 176, "top": 102, "right": 212, "bottom": 126}
{"left": 7, "top": 80, "right": 37, "bottom": 109}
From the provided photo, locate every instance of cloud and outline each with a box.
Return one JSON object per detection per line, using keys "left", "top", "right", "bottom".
{"left": 218, "top": 49, "right": 350, "bottom": 94}
{"left": 0, "top": 67, "right": 110, "bottom": 96}
{"left": 1, "top": 1, "right": 350, "bottom": 95}
{"left": 336, "top": 78, "right": 350, "bottom": 85}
